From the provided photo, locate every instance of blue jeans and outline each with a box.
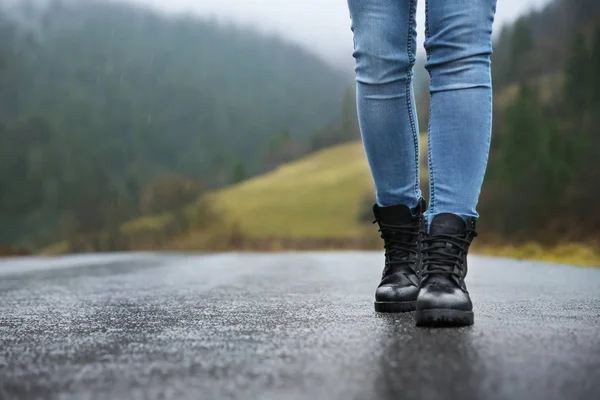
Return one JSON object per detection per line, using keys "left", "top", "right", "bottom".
{"left": 348, "top": 0, "right": 496, "bottom": 225}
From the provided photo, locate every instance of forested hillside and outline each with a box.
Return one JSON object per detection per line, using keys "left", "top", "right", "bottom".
{"left": 0, "top": 0, "right": 350, "bottom": 247}
{"left": 480, "top": 0, "right": 600, "bottom": 242}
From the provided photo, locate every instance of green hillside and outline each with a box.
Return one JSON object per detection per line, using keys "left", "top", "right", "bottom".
{"left": 42, "top": 136, "right": 599, "bottom": 266}
{"left": 209, "top": 142, "right": 374, "bottom": 239}
{"left": 41, "top": 140, "right": 413, "bottom": 254}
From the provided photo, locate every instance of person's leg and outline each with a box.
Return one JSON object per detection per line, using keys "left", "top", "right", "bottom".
{"left": 348, "top": 0, "right": 423, "bottom": 313}
{"left": 424, "top": 0, "right": 496, "bottom": 224}
{"left": 348, "top": 0, "right": 421, "bottom": 209}
{"left": 416, "top": 0, "right": 496, "bottom": 327}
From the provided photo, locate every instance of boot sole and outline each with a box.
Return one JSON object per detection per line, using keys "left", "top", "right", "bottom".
{"left": 374, "top": 301, "right": 416, "bottom": 313}
{"left": 415, "top": 309, "right": 474, "bottom": 327}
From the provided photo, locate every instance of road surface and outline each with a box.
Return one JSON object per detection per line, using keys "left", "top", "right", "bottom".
{"left": 1, "top": 252, "right": 599, "bottom": 400}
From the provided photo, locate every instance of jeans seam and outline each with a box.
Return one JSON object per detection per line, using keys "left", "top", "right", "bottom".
{"left": 425, "top": 0, "right": 435, "bottom": 220}
{"left": 406, "top": 0, "right": 419, "bottom": 202}
{"left": 427, "top": 100, "right": 435, "bottom": 219}
{"left": 425, "top": 0, "right": 431, "bottom": 62}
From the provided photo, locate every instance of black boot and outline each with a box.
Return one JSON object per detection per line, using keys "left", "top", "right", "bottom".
{"left": 373, "top": 199, "right": 425, "bottom": 313}
{"left": 415, "top": 213, "right": 477, "bottom": 327}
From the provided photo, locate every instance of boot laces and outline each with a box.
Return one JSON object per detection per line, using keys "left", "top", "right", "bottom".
{"left": 421, "top": 231, "right": 477, "bottom": 279}
{"left": 373, "top": 220, "right": 419, "bottom": 273}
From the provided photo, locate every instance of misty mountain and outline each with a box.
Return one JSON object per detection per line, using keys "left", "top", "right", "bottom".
{"left": 0, "top": 0, "right": 349, "bottom": 245}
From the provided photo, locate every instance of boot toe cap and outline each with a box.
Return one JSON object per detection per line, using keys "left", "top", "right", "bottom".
{"left": 376, "top": 284, "right": 419, "bottom": 303}
{"left": 416, "top": 284, "right": 472, "bottom": 311}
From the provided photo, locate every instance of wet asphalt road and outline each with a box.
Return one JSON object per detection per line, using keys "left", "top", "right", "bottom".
{"left": 0, "top": 252, "right": 599, "bottom": 400}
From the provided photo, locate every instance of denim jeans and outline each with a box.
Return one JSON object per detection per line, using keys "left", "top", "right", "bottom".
{"left": 347, "top": 0, "right": 496, "bottom": 225}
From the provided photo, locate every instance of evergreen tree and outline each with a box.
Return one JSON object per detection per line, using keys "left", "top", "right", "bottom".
{"left": 509, "top": 17, "right": 534, "bottom": 82}
{"left": 232, "top": 161, "right": 246, "bottom": 184}
{"left": 590, "top": 25, "right": 600, "bottom": 106}
{"left": 564, "top": 33, "right": 592, "bottom": 112}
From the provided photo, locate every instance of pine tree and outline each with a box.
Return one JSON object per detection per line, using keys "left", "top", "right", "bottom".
{"left": 232, "top": 161, "right": 246, "bottom": 184}
{"left": 509, "top": 17, "right": 534, "bottom": 82}
{"left": 590, "top": 25, "right": 600, "bottom": 106}
{"left": 564, "top": 33, "right": 591, "bottom": 112}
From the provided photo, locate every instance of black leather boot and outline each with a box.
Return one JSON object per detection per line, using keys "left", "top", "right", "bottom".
{"left": 373, "top": 199, "right": 425, "bottom": 313}
{"left": 415, "top": 213, "right": 477, "bottom": 327}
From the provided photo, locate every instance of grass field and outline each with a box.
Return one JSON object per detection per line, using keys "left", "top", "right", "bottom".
{"left": 207, "top": 141, "right": 374, "bottom": 239}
